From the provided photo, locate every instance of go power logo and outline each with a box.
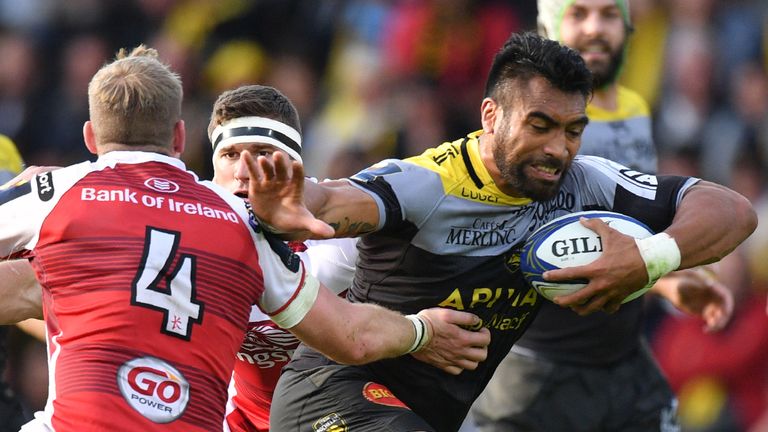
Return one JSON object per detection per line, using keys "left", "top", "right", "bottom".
{"left": 117, "top": 356, "right": 190, "bottom": 423}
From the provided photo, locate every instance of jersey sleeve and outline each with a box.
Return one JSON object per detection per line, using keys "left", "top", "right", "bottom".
{"left": 0, "top": 168, "right": 85, "bottom": 259}
{"left": 570, "top": 155, "right": 699, "bottom": 232}
{"left": 348, "top": 159, "right": 445, "bottom": 233}
{"left": 251, "top": 226, "right": 319, "bottom": 329}
{"left": 299, "top": 238, "right": 358, "bottom": 295}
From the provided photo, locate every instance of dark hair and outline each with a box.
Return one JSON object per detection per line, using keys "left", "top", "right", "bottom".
{"left": 207, "top": 85, "right": 301, "bottom": 140}
{"left": 483, "top": 32, "right": 592, "bottom": 104}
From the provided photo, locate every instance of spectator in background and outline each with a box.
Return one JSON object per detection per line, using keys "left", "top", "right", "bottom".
{"left": 24, "top": 33, "right": 109, "bottom": 165}
{"left": 653, "top": 28, "right": 716, "bottom": 163}
{"left": 381, "top": 0, "right": 522, "bottom": 138}
{"left": 0, "top": 32, "right": 40, "bottom": 148}
{"left": 698, "top": 62, "right": 768, "bottom": 186}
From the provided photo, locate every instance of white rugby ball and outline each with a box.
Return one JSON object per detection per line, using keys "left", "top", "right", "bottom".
{"left": 520, "top": 210, "right": 654, "bottom": 303}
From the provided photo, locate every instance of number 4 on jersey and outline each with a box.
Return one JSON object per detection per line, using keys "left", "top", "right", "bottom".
{"left": 132, "top": 227, "right": 203, "bottom": 340}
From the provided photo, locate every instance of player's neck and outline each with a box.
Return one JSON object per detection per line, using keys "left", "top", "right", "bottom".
{"left": 589, "top": 84, "right": 619, "bottom": 111}
{"left": 97, "top": 143, "right": 174, "bottom": 157}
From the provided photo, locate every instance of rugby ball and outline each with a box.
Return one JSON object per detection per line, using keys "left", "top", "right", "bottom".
{"left": 521, "top": 211, "right": 654, "bottom": 303}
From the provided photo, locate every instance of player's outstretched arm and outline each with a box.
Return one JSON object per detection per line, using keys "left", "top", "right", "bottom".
{"left": 289, "top": 285, "right": 488, "bottom": 375}
{"left": 0, "top": 260, "right": 42, "bottom": 324}
{"left": 548, "top": 181, "right": 756, "bottom": 315}
{"left": 650, "top": 267, "right": 733, "bottom": 332}
{"left": 245, "top": 150, "right": 380, "bottom": 240}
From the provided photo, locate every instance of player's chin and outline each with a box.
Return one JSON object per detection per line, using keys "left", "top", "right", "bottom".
{"left": 521, "top": 178, "right": 561, "bottom": 202}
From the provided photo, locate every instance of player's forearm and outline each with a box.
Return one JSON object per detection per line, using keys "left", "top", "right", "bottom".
{"left": 308, "top": 180, "right": 379, "bottom": 238}
{"left": 666, "top": 182, "right": 756, "bottom": 269}
{"left": 322, "top": 302, "right": 422, "bottom": 365}
{"left": 0, "top": 259, "right": 42, "bottom": 324}
{"left": 291, "top": 287, "right": 423, "bottom": 365}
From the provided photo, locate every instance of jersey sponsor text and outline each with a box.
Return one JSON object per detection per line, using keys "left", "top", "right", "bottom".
{"left": 81, "top": 187, "right": 238, "bottom": 223}
{"left": 117, "top": 356, "right": 190, "bottom": 423}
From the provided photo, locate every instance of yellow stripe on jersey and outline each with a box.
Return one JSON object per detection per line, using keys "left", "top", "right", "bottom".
{"left": 404, "top": 131, "right": 532, "bottom": 207}
{"left": 586, "top": 86, "right": 650, "bottom": 121}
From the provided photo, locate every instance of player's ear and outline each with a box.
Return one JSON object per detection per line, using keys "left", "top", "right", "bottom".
{"left": 481, "top": 98, "right": 499, "bottom": 134}
{"left": 83, "top": 121, "right": 98, "bottom": 155}
{"left": 172, "top": 120, "right": 186, "bottom": 157}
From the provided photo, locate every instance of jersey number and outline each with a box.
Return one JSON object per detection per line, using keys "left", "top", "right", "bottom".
{"left": 132, "top": 227, "right": 203, "bottom": 340}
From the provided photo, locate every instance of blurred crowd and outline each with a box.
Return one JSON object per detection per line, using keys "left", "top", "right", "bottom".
{"left": 1, "top": 0, "right": 767, "bottom": 431}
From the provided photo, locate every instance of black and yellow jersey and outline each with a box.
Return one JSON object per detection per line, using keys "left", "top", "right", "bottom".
{"left": 581, "top": 86, "right": 656, "bottom": 173}
{"left": 287, "top": 131, "right": 697, "bottom": 431}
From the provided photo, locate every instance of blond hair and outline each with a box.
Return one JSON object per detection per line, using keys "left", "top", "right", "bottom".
{"left": 87, "top": 45, "right": 182, "bottom": 150}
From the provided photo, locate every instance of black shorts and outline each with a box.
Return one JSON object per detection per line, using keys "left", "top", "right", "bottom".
{"left": 471, "top": 343, "right": 680, "bottom": 432}
{"left": 270, "top": 364, "right": 435, "bottom": 432}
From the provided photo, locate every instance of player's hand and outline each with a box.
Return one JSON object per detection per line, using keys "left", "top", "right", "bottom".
{"left": 1, "top": 165, "right": 60, "bottom": 190}
{"left": 244, "top": 150, "right": 334, "bottom": 240}
{"left": 659, "top": 267, "right": 733, "bottom": 332}
{"left": 411, "top": 308, "right": 490, "bottom": 375}
{"left": 546, "top": 217, "right": 650, "bottom": 315}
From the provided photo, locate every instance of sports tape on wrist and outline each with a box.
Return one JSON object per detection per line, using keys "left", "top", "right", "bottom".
{"left": 634, "top": 233, "right": 681, "bottom": 284}
{"left": 404, "top": 314, "right": 430, "bottom": 354}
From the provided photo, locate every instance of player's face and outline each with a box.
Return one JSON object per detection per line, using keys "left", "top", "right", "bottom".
{"left": 488, "top": 77, "right": 588, "bottom": 201}
{"left": 212, "top": 142, "right": 286, "bottom": 198}
{"left": 559, "top": 0, "right": 626, "bottom": 88}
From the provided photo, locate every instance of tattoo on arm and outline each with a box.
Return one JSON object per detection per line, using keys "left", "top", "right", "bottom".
{"left": 328, "top": 218, "right": 377, "bottom": 237}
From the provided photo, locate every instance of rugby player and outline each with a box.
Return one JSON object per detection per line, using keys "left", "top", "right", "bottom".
{"left": 246, "top": 32, "right": 757, "bottom": 431}
{"left": 472, "top": 2, "right": 734, "bottom": 430}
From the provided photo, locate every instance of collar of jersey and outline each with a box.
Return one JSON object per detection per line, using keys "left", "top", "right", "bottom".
{"left": 464, "top": 131, "right": 532, "bottom": 206}
{"left": 97, "top": 151, "right": 187, "bottom": 171}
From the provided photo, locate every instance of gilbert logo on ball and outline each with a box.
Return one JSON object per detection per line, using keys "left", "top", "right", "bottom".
{"left": 521, "top": 211, "right": 654, "bottom": 303}
{"left": 117, "top": 356, "right": 190, "bottom": 423}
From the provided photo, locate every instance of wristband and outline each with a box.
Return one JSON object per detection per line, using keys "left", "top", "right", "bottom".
{"left": 404, "top": 314, "right": 430, "bottom": 354}
{"left": 634, "top": 233, "right": 681, "bottom": 285}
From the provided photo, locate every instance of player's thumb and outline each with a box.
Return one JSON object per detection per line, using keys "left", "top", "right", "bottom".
{"left": 439, "top": 309, "right": 483, "bottom": 329}
{"left": 307, "top": 218, "right": 336, "bottom": 239}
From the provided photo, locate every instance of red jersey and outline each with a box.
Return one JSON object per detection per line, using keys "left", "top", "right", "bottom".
{"left": 0, "top": 152, "right": 315, "bottom": 431}
{"left": 224, "top": 238, "right": 357, "bottom": 432}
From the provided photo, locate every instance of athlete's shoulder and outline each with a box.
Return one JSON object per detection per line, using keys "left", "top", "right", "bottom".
{"left": 586, "top": 86, "right": 650, "bottom": 121}
{"left": 6, "top": 162, "right": 93, "bottom": 204}
{"left": 407, "top": 138, "right": 463, "bottom": 169}
{"left": 404, "top": 135, "right": 473, "bottom": 180}
{"left": 352, "top": 136, "right": 471, "bottom": 200}
{"left": 616, "top": 86, "right": 651, "bottom": 116}
{"left": 570, "top": 155, "right": 646, "bottom": 182}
